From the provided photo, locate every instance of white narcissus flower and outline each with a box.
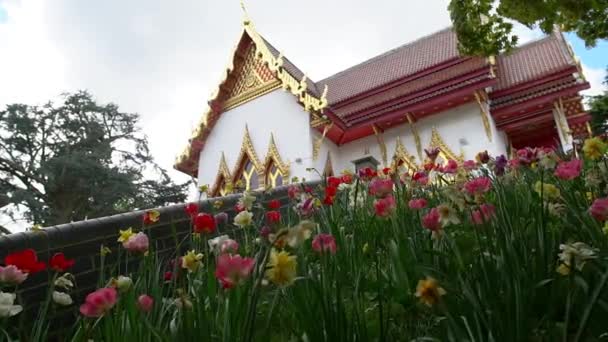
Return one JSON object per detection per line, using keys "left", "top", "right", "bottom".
{"left": 52, "top": 291, "right": 73, "bottom": 306}
{"left": 558, "top": 242, "right": 598, "bottom": 272}
{"left": 55, "top": 274, "right": 74, "bottom": 289}
{"left": 115, "top": 275, "right": 133, "bottom": 292}
{"left": 238, "top": 192, "right": 256, "bottom": 211}
{"left": 0, "top": 292, "right": 23, "bottom": 317}
{"left": 208, "top": 235, "right": 230, "bottom": 254}
{"left": 287, "top": 220, "right": 316, "bottom": 248}
{"left": 234, "top": 211, "right": 253, "bottom": 227}
{"left": 436, "top": 204, "right": 460, "bottom": 227}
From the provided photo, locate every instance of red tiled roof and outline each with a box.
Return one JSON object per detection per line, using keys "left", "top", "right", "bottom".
{"left": 318, "top": 28, "right": 460, "bottom": 105}
{"left": 494, "top": 32, "right": 575, "bottom": 91}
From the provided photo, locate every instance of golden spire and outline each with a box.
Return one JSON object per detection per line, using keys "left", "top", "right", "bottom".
{"left": 240, "top": 0, "right": 251, "bottom": 26}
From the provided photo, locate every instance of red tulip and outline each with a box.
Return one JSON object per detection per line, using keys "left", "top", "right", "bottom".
{"left": 194, "top": 213, "right": 216, "bottom": 234}
{"left": 49, "top": 253, "right": 75, "bottom": 272}
{"left": 5, "top": 249, "right": 46, "bottom": 274}
{"left": 268, "top": 200, "right": 281, "bottom": 210}
{"left": 184, "top": 203, "right": 198, "bottom": 217}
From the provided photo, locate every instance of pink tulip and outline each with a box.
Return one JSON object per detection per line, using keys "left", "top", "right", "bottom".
{"left": 471, "top": 204, "right": 496, "bottom": 225}
{"left": 220, "top": 239, "right": 240, "bottom": 254}
{"left": 408, "top": 198, "right": 428, "bottom": 210}
{"left": 441, "top": 159, "right": 458, "bottom": 174}
{"left": 137, "top": 294, "right": 154, "bottom": 313}
{"left": 374, "top": 195, "right": 396, "bottom": 217}
{"left": 312, "top": 234, "right": 337, "bottom": 254}
{"left": 79, "top": 287, "right": 117, "bottom": 317}
{"left": 422, "top": 208, "right": 441, "bottom": 231}
{"left": 463, "top": 160, "right": 477, "bottom": 171}
{"left": 369, "top": 179, "right": 394, "bottom": 198}
{"left": 214, "top": 254, "right": 255, "bottom": 289}
{"left": 412, "top": 171, "right": 429, "bottom": 185}
{"left": 123, "top": 232, "right": 149, "bottom": 253}
{"left": 0, "top": 265, "right": 28, "bottom": 285}
{"left": 554, "top": 159, "right": 583, "bottom": 180}
{"left": 590, "top": 198, "right": 608, "bottom": 222}
{"left": 463, "top": 177, "right": 492, "bottom": 196}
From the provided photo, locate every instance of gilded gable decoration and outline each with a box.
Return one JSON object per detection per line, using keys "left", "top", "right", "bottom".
{"left": 323, "top": 152, "right": 334, "bottom": 177}
{"left": 233, "top": 125, "right": 264, "bottom": 177}
{"left": 264, "top": 133, "right": 290, "bottom": 177}
{"left": 372, "top": 125, "right": 388, "bottom": 166}
{"left": 406, "top": 113, "right": 423, "bottom": 161}
{"left": 312, "top": 122, "right": 333, "bottom": 161}
{"left": 392, "top": 137, "right": 418, "bottom": 172}
{"left": 428, "top": 127, "right": 464, "bottom": 163}
{"left": 210, "top": 152, "right": 233, "bottom": 197}
{"left": 474, "top": 90, "right": 493, "bottom": 142}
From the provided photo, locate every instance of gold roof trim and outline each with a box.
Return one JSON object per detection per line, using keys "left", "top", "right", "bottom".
{"left": 429, "top": 127, "right": 464, "bottom": 163}
{"left": 264, "top": 133, "right": 290, "bottom": 176}
{"left": 323, "top": 152, "right": 334, "bottom": 176}
{"left": 392, "top": 137, "right": 418, "bottom": 171}
{"left": 210, "top": 152, "right": 233, "bottom": 196}
{"left": 232, "top": 125, "right": 265, "bottom": 177}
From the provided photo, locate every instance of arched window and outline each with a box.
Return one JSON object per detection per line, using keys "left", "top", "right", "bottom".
{"left": 237, "top": 159, "right": 260, "bottom": 191}
{"left": 266, "top": 162, "right": 283, "bottom": 188}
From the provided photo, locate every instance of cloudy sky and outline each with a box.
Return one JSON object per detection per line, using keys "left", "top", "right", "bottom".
{"left": 0, "top": 0, "right": 606, "bottom": 230}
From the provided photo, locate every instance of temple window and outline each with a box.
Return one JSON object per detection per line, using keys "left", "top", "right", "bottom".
{"left": 237, "top": 159, "right": 260, "bottom": 191}
{"left": 266, "top": 162, "right": 283, "bottom": 188}
{"left": 352, "top": 156, "right": 380, "bottom": 173}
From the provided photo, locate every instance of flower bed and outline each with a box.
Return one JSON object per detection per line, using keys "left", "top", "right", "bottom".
{"left": 1, "top": 137, "right": 608, "bottom": 341}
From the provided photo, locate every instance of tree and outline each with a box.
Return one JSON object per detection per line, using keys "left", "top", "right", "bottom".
{"left": 449, "top": 0, "right": 608, "bottom": 56}
{"left": 0, "top": 91, "right": 190, "bottom": 227}
{"left": 589, "top": 68, "right": 608, "bottom": 135}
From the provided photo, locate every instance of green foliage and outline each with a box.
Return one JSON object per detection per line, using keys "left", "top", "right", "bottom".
{"left": 589, "top": 70, "right": 608, "bottom": 135}
{"left": 0, "top": 91, "right": 190, "bottom": 226}
{"left": 449, "top": 0, "right": 608, "bottom": 56}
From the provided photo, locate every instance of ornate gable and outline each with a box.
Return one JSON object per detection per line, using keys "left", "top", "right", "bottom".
{"left": 392, "top": 137, "right": 418, "bottom": 171}
{"left": 428, "top": 127, "right": 464, "bottom": 163}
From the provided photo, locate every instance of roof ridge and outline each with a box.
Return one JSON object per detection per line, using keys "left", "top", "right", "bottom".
{"left": 318, "top": 26, "right": 454, "bottom": 85}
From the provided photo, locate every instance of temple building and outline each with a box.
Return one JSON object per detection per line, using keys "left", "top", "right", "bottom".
{"left": 174, "top": 16, "right": 591, "bottom": 196}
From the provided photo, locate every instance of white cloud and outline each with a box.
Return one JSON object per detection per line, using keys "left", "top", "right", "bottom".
{"left": 581, "top": 63, "right": 607, "bottom": 98}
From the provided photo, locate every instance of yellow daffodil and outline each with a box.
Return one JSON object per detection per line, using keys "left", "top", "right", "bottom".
{"left": 181, "top": 250, "right": 203, "bottom": 273}
{"left": 534, "top": 181, "right": 560, "bottom": 201}
{"left": 583, "top": 137, "right": 607, "bottom": 160}
{"left": 415, "top": 276, "right": 446, "bottom": 307}
{"left": 198, "top": 184, "right": 209, "bottom": 193}
{"left": 265, "top": 249, "right": 297, "bottom": 287}
{"left": 100, "top": 245, "right": 112, "bottom": 256}
{"left": 556, "top": 263, "right": 571, "bottom": 276}
{"left": 213, "top": 200, "right": 223, "bottom": 210}
{"left": 117, "top": 228, "right": 135, "bottom": 243}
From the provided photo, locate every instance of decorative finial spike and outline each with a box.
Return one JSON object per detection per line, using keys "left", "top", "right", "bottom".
{"left": 240, "top": 0, "right": 251, "bottom": 26}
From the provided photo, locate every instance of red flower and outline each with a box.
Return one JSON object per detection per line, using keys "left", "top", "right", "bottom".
{"left": 374, "top": 195, "right": 396, "bottom": 217}
{"left": 312, "top": 233, "right": 337, "bottom": 254}
{"left": 463, "top": 177, "right": 492, "bottom": 196}
{"left": 382, "top": 167, "right": 392, "bottom": 175}
{"left": 590, "top": 198, "right": 608, "bottom": 221}
{"left": 268, "top": 200, "right": 281, "bottom": 210}
{"left": 184, "top": 203, "right": 198, "bottom": 217}
{"left": 5, "top": 249, "right": 46, "bottom": 274}
{"left": 323, "top": 195, "right": 334, "bottom": 206}
{"left": 143, "top": 210, "right": 160, "bottom": 225}
{"left": 358, "top": 167, "right": 377, "bottom": 181}
{"left": 341, "top": 174, "right": 353, "bottom": 184}
{"left": 164, "top": 271, "right": 173, "bottom": 281}
{"left": 412, "top": 171, "right": 429, "bottom": 185}
{"left": 287, "top": 185, "right": 301, "bottom": 199}
{"left": 327, "top": 176, "right": 342, "bottom": 188}
{"left": 325, "top": 185, "right": 337, "bottom": 197}
{"left": 49, "top": 253, "right": 75, "bottom": 272}
{"left": 266, "top": 211, "right": 281, "bottom": 224}
{"left": 234, "top": 203, "right": 245, "bottom": 213}
{"left": 422, "top": 208, "right": 441, "bottom": 231}
{"left": 194, "top": 213, "right": 216, "bottom": 234}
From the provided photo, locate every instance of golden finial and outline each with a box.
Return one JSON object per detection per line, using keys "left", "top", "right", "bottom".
{"left": 240, "top": 0, "right": 251, "bottom": 26}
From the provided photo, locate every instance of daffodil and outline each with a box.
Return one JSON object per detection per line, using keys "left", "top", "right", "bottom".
{"left": 286, "top": 220, "right": 315, "bottom": 248}
{"left": 265, "top": 249, "right": 297, "bottom": 287}
{"left": 117, "top": 228, "right": 135, "bottom": 243}
{"left": 437, "top": 204, "right": 460, "bottom": 227}
{"left": 534, "top": 181, "right": 560, "bottom": 201}
{"left": 583, "top": 137, "right": 607, "bottom": 160}
{"left": 181, "top": 250, "right": 204, "bottom": 273}
{"left": 415, "top": 276, "right": 446, "bottom": 307}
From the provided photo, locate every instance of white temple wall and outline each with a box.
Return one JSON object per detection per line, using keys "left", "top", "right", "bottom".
{"left": 197, "top": 89, "right": 312, "bottom": 186}
{"left": 324, "top": 102, "right": 509, "bottom": 173}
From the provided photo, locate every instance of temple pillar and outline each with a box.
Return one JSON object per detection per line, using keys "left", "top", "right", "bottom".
{"left": 552, "top": 100, "right": 573, "bottom": 151}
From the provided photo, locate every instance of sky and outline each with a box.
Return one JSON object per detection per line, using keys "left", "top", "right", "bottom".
{"left": 0, "top": 0, "right": 606, "bottom": 231}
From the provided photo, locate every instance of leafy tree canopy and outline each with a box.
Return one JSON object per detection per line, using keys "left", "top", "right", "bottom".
{"left": 0, "top": 91, "right": 190, "bottom": 227}
{"left": 589, "top": 69, "right": 608, "bottom": 135}
{"left": 449, "top": 0, "right": 608, "bottom": 56}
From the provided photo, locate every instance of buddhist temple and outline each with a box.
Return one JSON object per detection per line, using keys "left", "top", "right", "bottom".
{"left": 174, "top": 13, "right": 591, "bottom": 196}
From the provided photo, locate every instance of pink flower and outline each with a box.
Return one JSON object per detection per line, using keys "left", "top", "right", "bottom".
{"left": 79, "top": 287, "right": 117, "bottom": 318}
{"left": 369, "top": 179, "right": 394, "bottom": 198}
{"left": 463, "top": 177, "right": 492, "bottom": 196}
{"left": 589, "top": 198, "right": 608, "bottom": 221}
{"left": 554, "top": 159, "right": 583, "bottom": 180}
{"left": 441, "top": 159, "right": 458, "bottom": 174}
{"left": 220, "top": 239, "right": 240, "bottom": 254}
{"left": 137, "top": 294, "right": 154, "bottom": 313}
{"left": 412, "top": 171, "right": 429, "bottom": 185}
{"left": 422, "top": 208, "right": 441, "bottom": 231}
{"left": 123, "top": 232, "right": 149, "bottom": 254}
{"left": 471, "top": 204, "right": 496, "bottom": 225}
{"left": 0, "top": 265, "right": 28, "bottom": 285}
{"left": 517, "top": 147, "right": 538, "bottom": 165}
{"left": 296, "top": 197, "right": 315, "bottom": 217}
{"left": 408, "top": 198, "right": 428, "bottom": 210}
{"left": 463, "top": 160, "right": 477, "bottom": 171}
{"left": 266, "top": 211, "right": 281, "bottom": 224}
{"left": 312, "top": 234, "right": 337, "bottom": 254}
{"left": 374, "top": 195, "right": 396, "bottom": 217}
{"left": 287, "top": 185, "right": 301, "bottom": 199}
{"left": 214, "top": 254, "right": 255, "bottom": 289}
{"left": 214, "top": 212, "right": 228, "bottom": 225}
